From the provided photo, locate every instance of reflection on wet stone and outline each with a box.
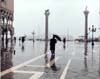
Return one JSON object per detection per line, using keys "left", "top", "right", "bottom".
{"left": 1, "top": 72, "right": 14, "bottom": 79}
{"left": 1, "top": 41, "right": 14, "bottom": 79}
{"left": 84, "top": 57, "right": 88, "bottom": 72}
{"left": 21, "top": 44, "right": 25, "bottom": 52}
{"left": 50, "top": 54, "right": 57, "bottom": 71}
{"left": 98, "top": 44, "right": 100, "bottom": 76}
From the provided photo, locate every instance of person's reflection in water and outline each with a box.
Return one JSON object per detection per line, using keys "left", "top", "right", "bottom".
{"left": 1, "top": 43, "right": 14, "bottom": 79}
{"left": 50, "top": 54, "right": 58, "bottom": 71}
{"left": 21, "top": 44, "right": 25, "bottom": 52}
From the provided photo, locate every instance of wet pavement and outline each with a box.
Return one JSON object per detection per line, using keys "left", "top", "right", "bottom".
{"left": 0, "top": 40, "right": 100, "bottom": 79}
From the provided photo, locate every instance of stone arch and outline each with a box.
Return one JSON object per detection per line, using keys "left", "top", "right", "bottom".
{"left": 0, "top": 9, "right": 14, "bottom": 46}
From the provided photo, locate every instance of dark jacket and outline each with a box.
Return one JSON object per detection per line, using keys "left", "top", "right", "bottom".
{"left": 50, "top": 38, "right": 57, "bottom": 50}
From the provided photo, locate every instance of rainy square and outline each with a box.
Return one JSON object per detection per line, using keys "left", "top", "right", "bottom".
{"left": 0, "top": 40, "right": 100, "bottom": 79}
{"left": 0, "top": 0, "right": 100, "bottom": 79}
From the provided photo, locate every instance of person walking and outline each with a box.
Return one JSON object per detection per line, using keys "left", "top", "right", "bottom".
{"left": 50, "top": 35, "right": 57, "bottom": 57}
{"left": 14, "top": 36, "right": 16, "bottom": 43}
{"left": 49, "top": 34, "right": 61, "bottom": 70}
{"left": 22, "top": 37, "right": 25, "bottom": 44}
{"left": 63, "top": 37, "right": 66, "bottom": 49}
{"left": 49, "top": 35, "right": 57, "bottom": 70}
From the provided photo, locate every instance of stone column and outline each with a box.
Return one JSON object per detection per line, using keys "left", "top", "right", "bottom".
{"left": 0, "top": 26, "right": 2, "bottom": 55}
{"left": 2, "top": 16, "right": 5, "bottom": 43}
{"left": 44, "top": 9, "right": 50, "bottom": 54}
{"left": 0, "top": 12, "right": 2, "bottom": 39}
{"left": 10, "top": 15, "right": 14, "bottom": 45}
{"left": 6, "top": 16, "right": 8, "bottom": 48}
{"left": 0, "top": 12, "right": 2, "bottom": 55}
{"left": 84, "top": 7, "right": 89, "bottom": 56}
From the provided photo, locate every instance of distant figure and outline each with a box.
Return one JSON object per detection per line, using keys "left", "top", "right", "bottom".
{"left": 19, "top": 37, "right": 21, "bottom": 46}
{"left": 14, "top": 36, "right": 16, "bottom": 43}
{"left": 63, "top": 37, "right": 66, "bottom": 49}
{"left": 21, "top": 36, "right": 26, "bottom": 45}
{"left": 14, "top": 50, "right": 16, "bottom": 55}
{"left": 19, "top": 37, "right": 21, "bottom": 41}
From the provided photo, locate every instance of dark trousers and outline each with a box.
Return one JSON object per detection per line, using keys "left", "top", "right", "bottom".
{"left": 50, "top": 50, "right": 55, "bottom": 56}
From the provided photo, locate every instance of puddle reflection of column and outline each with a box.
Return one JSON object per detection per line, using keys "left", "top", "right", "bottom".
{"left": 84, "top": 57, "right": 88, "bottom": 72}
{"left": 99, "top": 53, "right": 100, "bottom": 76}
{"left": 91, "top": 47, "right": 94, "bottom": 57}
{"left": 84, "top": 41, "right": 88, "bottom": 57}
{"left": 91, "top": 47, "right": 94, "bottom": 67}
{"left": 84, "top": 41, "right": 88, "bottom": 71}
{"left": 98, "top": 42, "right": 100, "bottom": 76}
{"left": 44, "top": 53, "right": 48, "bottom": 68}
{"left": 1, "top": 42, "right": 15, "bottom": 79}
{"left": 44, "top": 53, "right": 49, "bottom": 73}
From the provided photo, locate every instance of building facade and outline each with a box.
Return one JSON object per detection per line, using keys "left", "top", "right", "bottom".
{"left": 0, "top": 0, "right": 14, "bottom": 46}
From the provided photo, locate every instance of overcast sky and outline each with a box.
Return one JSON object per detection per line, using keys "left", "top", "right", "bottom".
{"left": 14, "top": 0, "right": 99, "bottom": 38}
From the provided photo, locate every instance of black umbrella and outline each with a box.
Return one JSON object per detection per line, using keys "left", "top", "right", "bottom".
{"left": 53, "top": 34, "right": 61, "bottom": 41}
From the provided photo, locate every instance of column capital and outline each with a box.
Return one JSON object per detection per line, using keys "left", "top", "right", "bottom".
{"left": 84, "top": 6, "right": 89, "bottom": 15}
{"left": 45, "top": 9, "right": 50, "bottom": 16}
